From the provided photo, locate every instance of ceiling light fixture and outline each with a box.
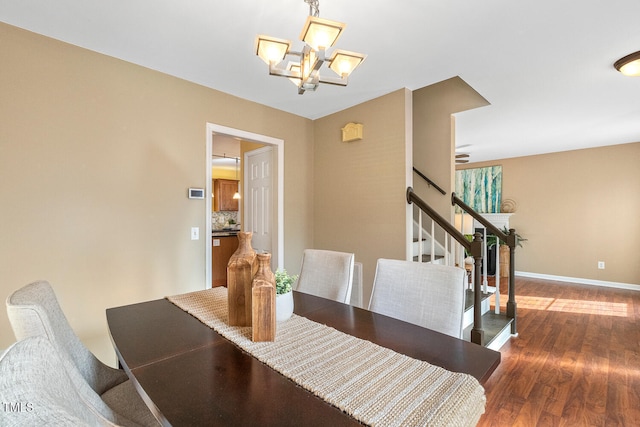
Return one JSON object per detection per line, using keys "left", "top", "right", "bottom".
{"left": 233, "top": 158, "right": 241, "bottom": 200}
{"left": 255, "top": 0, "right": 367, "bottom": 94}
{"left": 614, "top": 50, "right": 640, "bottom": 76}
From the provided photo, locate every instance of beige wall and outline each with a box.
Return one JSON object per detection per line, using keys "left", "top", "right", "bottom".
{"left": 313, "top": 89, "right": 411, "bottom": 304}
{"left": 412, "top": 77, "right": 489, "bottom": 220}
{"left": 0, "top": 23, "right": 314, "bottom": 355}
{"left": 458, "top": 143, "right": 640, "bottom": 286}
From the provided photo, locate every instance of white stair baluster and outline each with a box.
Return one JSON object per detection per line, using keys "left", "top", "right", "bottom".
{"left": 430, "top": 219, "right": 435, "bottom": 263}
{"left": 418, "top": 208, "right": 423, "bottom": 262}
{"left": 494, "top": 247, "right": 501, "bottom": 314}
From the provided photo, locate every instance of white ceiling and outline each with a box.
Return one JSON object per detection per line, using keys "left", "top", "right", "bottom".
{"left": 2, "top": 0, "right": 639, "bottom": 162}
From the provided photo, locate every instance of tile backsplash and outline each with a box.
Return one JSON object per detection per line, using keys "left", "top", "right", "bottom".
{"left": 212, "top": 211, "right": 239, "bottom": 230}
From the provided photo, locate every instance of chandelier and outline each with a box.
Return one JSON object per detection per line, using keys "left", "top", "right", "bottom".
{"left": 255, "top": 0, "right": 366, "bottom": 94}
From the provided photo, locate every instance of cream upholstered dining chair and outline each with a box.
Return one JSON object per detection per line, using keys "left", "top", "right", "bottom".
{"left": 368, "top": 259, "right": 466, "bottom": 339}
{"left": 294, "top": 249, "right": 355, "bottom": 304}
{"left": 349, "top": 261, "right": 364, "bottom": 308}
{"left": 6, "top": 280, "right": 159, "bottom": 427}
{"left": 1, "top": 336, "right": 119, "bottom": 427}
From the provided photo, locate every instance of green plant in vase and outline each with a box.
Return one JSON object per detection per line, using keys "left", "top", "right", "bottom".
{"left": 275, "top": 269, "right": 297, "bottom": 321}
{"left": 275, "top": 269, "right": 297, "bottom": 295}
{"left": 484, "top": 226, "right": 527, "bottom": 248}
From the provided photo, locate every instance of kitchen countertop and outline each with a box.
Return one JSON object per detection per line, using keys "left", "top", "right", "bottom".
{"left": 212, "top": 229, "right": 239, "bottom": 237}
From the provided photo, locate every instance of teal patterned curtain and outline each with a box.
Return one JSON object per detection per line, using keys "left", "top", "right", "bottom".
{"left": 455, "top": 166, "right": 502, "bottom": 213}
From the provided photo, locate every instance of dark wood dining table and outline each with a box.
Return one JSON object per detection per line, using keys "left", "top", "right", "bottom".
{"left": 106, "top": 290, "right": 500, "bottom": 426}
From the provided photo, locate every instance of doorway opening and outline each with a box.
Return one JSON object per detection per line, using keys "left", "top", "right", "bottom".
{"left": 205, "top": 123, "right": 284, "bottom": 289}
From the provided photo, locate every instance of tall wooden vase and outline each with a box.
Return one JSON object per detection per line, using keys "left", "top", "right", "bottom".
{"left": 499, "top": 244, "right": 510, "bottom": 278}
{"left": 251, "top": 253, "right": 276, "bottom": 342}
{"left": 227, "top": 232, "right": 257, "bottom": 326}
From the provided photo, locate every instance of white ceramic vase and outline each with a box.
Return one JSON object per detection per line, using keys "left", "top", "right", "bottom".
{"left": 276, "top": 291, "right": 294, "bottom": 322}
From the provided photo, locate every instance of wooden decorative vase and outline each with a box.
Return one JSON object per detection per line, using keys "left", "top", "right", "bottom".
{"left": 227, "top": 232, "right": 257, "bottom": 326}
{"left": 251, "top": 253, "right": 276, "bottom": 342}
{"left": 499, "top": 244, "right": 510, "bottom": 278}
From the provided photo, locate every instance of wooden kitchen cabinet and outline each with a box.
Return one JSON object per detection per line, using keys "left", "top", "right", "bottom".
{"left": 213, "top": 179, "right": 239, "bottom": 211}
{"left": 212, "top": 235, "right": 239, "bottom": 287}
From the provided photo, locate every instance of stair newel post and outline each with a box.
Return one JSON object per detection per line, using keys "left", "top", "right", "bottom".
{"left": 507, "top": 228, "right": 518, "bottom": 335}
{"left": 470, "top": 232, "right": 485, "bottom": 346}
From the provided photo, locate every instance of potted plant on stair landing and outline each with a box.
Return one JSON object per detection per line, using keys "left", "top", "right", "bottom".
{"left": 496, "top": 226, "right": 527, "bottom": 278}
{"left": 275, "top": 269, "right": 297, "bottom": 321}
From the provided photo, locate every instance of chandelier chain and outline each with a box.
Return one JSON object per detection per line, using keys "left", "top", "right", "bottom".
{"left": 304, "top": 0, "right": 320, "bottom": 17}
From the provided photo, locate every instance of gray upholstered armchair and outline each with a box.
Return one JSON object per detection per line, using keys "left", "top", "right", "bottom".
{"left": 0, "top": 336, "right": 113, "bottom": 426}
{"left": 6, "top": 281, "right": 159, "bottom": 426}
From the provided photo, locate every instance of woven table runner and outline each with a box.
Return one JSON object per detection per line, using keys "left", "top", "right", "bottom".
{"left": 167, "top": 288, "right": 485, "bottom": 427}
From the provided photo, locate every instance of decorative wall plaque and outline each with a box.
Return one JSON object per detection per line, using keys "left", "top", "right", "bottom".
{"left": 341, "top": 122, "right": 363, "bottom": 142}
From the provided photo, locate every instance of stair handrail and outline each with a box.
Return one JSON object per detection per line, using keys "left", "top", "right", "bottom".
{"left": 451, "top": 191, "right": 518, "bottom": 337}
{"left": 451, "top": 192, "right": 516, "bottom": 246}
{"left": 407, "top": 187, "right": 479, "bottom": 254}
{"left": 407, "top": 187, "right": 487, "bottom": 345}
{"left": 412, "top": 167, "right": 446, "bottom": 195}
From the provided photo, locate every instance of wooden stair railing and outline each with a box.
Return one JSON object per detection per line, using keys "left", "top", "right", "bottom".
{"left": 406, "top": 187, "right": 487, "bottom": 345}
{"left": 451, "top": 192, "right": 518, "bottom": 336}
{"left": 413, "top": 167, "right": 446, "bottom": 195}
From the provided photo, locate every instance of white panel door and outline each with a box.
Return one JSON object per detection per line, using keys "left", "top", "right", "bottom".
{"left": 245, "top": 147, "right": 274, "bottom": 257}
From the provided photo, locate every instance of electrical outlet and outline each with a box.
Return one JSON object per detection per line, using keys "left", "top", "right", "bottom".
{"left": 191, "top": 227, "right": 199, "bottom": 240}
{"left": 597, "top": 261, "right": 605, "bottom": 270}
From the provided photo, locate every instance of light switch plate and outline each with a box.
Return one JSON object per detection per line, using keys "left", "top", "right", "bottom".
{"left": 191, "top": 227, "right": 199, "bottom": 240}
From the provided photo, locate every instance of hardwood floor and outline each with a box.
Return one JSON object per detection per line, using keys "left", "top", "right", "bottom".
{"left": 478, "top": 276, "right": 640, "bottom": 426}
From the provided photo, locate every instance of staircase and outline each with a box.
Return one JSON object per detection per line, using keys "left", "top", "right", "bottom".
{"left": 462, "top": 289, "right": 513, "bottom": 351}
{"left": 407, "top": 186, "right": 518, "bottom": 349}
{"left": 411, "top": 221, "right": 447, "bottom": 263}
{"left": 413, "top": 219, "right": 513, "bottom": 350}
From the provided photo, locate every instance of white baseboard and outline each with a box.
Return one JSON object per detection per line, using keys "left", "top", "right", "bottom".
{"left": 516, "top": 271, "right": 640, "bottom": 291}
{"left": 487, "top": 331, "right": 515, "bottom": 352}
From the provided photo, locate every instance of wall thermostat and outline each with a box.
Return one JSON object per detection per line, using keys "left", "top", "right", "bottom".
{"left": 188, "top": 188, "right": 205, "bottom": 199}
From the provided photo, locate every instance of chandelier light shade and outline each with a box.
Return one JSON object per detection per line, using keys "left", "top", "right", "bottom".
{"left": 329, "top": 50, "right": 367, "bottom": 77}
{"left": 256, "top": 36, "right": 291, "bottom": 65}
{"left": 299, "top": 16, "right": 344, "bottom": 50}
{"left": 614, "top": 51, "right": 640, "bottom": 76}
{"left": 254, "top": 0, "right": 366, "bottom": 94}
